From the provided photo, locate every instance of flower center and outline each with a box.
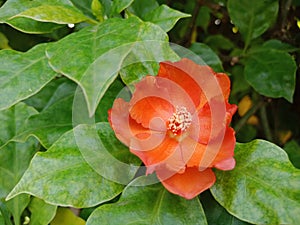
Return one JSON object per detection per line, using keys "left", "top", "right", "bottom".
{"left": 167, "top": 106, "right": 192, "bottom": 135}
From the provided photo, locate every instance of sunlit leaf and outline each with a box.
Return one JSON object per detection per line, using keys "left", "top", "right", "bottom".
{"left": 0, "top": 138, "right": 37, "bottom": 225}
{"left": 201, "top": 191, "right": 250, "bottom": 225}
{"left": 0, "top": 0, "right": 74, "bottom": 33}
{"left": 28, "top": 197, "right": 57, "bottom": 225}
{"left": 0, "top": 103, "right": 37, "bottom": 149}
{"left": 50, "top": 208, "right": 85, "bottom": 225}
{"left": 7, "top": 127, "right": 125, "bottom": 208}
{"left": 12, "top": 5, "right": 91, "bottom": 24}
{"left": 211, "top": 140, "right": 300, "bottom": 225}
{"left": 46, "top": 17, "right": 178, "bottom": 116}
{"left": 76, "top": 123, "right": 141, "bottom": 185}
{"left": 87, "top": 176, "right": 208, "bottom": 225}
{"left": 143, "top": 4, "right": 190, "bottom": 32}
{"left": 0, "top": 43, "right": 57, "bottom": 110}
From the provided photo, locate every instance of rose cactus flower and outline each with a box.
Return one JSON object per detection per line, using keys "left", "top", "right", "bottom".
{"left": 108, "top": 58, "right": 237, "bottom": 199}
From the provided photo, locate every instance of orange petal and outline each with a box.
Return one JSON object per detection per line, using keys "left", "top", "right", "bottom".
{"left": 210, "top": 127, "right": 236, "bottom": 168}
{"left": 214, "top": 157, "right": 235, "bottom": 171}
{"left": 129, "top": 76, "right": 197, "bottom": 128}
{"left": 156, "top": 167, "right": 216, "bottom": 199}
{"left": 130, "top": 96, "right": 173, "bottom": 130}
{"left": 130, "top": 135, "right": 178, "bottom": 167}
{"left": 158, "top": 60, "right": 204, "bottom": 107}
{"left": 186, "top": 127, "right": 236, "bottom": 170}
{"left": 109, "top": 98, "right": 149, "bottom": 146}
{"left": 216, "top": 72, "right": 231, "bottom": 100}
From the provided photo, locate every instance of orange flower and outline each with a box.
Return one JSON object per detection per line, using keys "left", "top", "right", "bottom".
{"left": 109, "top": 58, "right": 237, "bottom": 199}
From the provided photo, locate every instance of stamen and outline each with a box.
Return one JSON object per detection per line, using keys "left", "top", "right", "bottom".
{"left": 168, "top": 106, "right": 192, "bottom": 135}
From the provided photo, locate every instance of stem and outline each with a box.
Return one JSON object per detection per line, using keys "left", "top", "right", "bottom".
{"left": 234, "top": 100, "right": 264, "bottom": 132}
{"left": 259, "top": 104, "right": 273, "bottom": 142}
{"left": 181, "top": 0, "right": 203, "bottom": 46}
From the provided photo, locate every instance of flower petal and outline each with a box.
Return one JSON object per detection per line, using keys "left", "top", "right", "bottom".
{"left": 129, "top": 75, "right": 197, "bottom": 128}
{"left": 210, "top": 127, "right": 236, "bottom": 167}
{"left": 130, "top": 135, "right": 178, "bottom": 168}
{"left": 186, "top": 127, "right": 236, "bottom": 170}
{"left": 108, "top": 98, "right": 149, "bottom": 146}
{"left": 156, "top": 167, "right": 216, "bottom": 199}
{"left": 214, "top": 157, "right": 236, "bottom": 171}
{"left": 158, "top": 60, "right": 204, "bottom": 107}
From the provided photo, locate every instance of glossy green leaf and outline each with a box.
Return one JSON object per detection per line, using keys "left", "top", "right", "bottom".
{"left": 111, "top": 0, "right": 134, "bottom": 15}
{"left": 95, "top": 78, "right": 125, "bottom": 122}
{"left": 87, "top": 176, "right": 208, "bottom": 225}
{"left": 50, "top": 208, "right": 85, "bottom": 225}
{"left": 189, "top": 42, "right": 224, "bottom": 72}
{"left": 262, "top": 39, "right": 300, "bottom": 52}
{"left": 0, "top": 0, "right": 73, "bottom": 33}
{"left": 75, "top": 123, "right": 141, "bottom": 185}
{"left": 24, "top": 78, "right": 69, "bottom": 112}
{"left": 284, "top": 140, "right": 300, "bottom": 169}
{"left": 46, "top": 17, "right": 178, "bottom": 116}
{"left": 0, "top": 43, "right": 57, "bottom": 110}
{"left": 211, "top": 140, "right": 300, "bottom": 225}
{"left": 204, "top": 35, "right": 235, "bottom": 51}
{"left": 0, "top": 31, "right": 11, "bottom": 49}
{"left": 0, "top": 103, "right": 37, "bottom": 149}
{"left": 143, "top": 4, "right": 190, "bottom": 32}
{"left": 6, "top": 127, "right": 125, "bottom": 208}
{"left": 196, "top": 6, "right": 211, "bottom": 32}
{"left": 28, "top": 197, "right": 57, "bottom": 225}
{"left": 13, "top": 82, "right": 76, "bottom": 148}
{"left": 91, "top": 0, "right": 105, "bottom": 22}
{"left": 244, "top": 49, "right": 297, "bottom": 102}
{"left": 201, "top": 191, "right": 250, "bottom": 225}
{"left": 127, "top": 0, "right": 159, "bottom": 18}
{"left": 227, "top": 0, "right": 278, "bottom": 46}
{"left": 12, "top": 5, "right": 91, "bottom": 24}
{"left": 0, "top": 138, "right": 37, "bottom": 225}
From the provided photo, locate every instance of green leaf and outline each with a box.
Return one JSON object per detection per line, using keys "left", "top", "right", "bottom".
{"left": 143, "top": 4, "right": 190, "bottom": 32}
{"left": 111, "top": 0, "right": 134, "bottom": 15}
{"left": 204, "top": 34, "right": 235, "bottom": 51}
{"left": 0, "top": 43, "right": 57, "bottom": 110}
{"left": 189, "top": 42, "right": 224, "bottom": 72}
{"left": 127, "top": 0, "right": 159, "bottom": 18}
{"left": 211, "top": 140, "right": 300, "bottom": 225}
{"left": 0, "top": 138, "right": 37, "bottom": 225}
{"left": 0, "top": 0, "right": 73, "bottom": 33}
{"left": 75, "top": 123, "right": 141, "bottom": 185}
{"left": 91, "top": 0, "right": 105, "bottom": 22}
{"left": 6, "top": 127, "right": 125, "bottom": 208}
{"left": 95, "top": 78, "right": 125, "bottom": 122}
{"left": 0, "top": 103, "right": 37, "bottom": 149}
{"left": 13, "top": 82, "right": 76, "bottom": 148}
{"left": 262, "top": 39, "right": 300, "bottom": 52}
{"left": 227, "top": 0, "right": 278, "bottom": 47}
{"left": 46, "top": 17, "right": 178, "bottom": 116}
{"left": 28, "top": 197, "right": 57, "bottom": 225}
{"left": 24, "top": 78, "right": 69, "bottom": 112}
{"left": 87, "top": 176, "right": 208, "bottom": 225}
{"left": 196, "top": 6, "right": 211, "bottom": 32}
{"left": 201, "top": 191, "right": 250, "bottom": 225}
{"left": 0, "top": 31, "right": 11, "bottom": 49}
{"left": 284, "top": 140, "right": 300, "bottom": 169}
{"left": 12, "top": 5, "right": 91, "bottom": 24}
{"left": 50, "top": 208, "right": 85, "bottom": 225}
{"left": 244, "top": 49, "right": 297, "bottom": 102}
